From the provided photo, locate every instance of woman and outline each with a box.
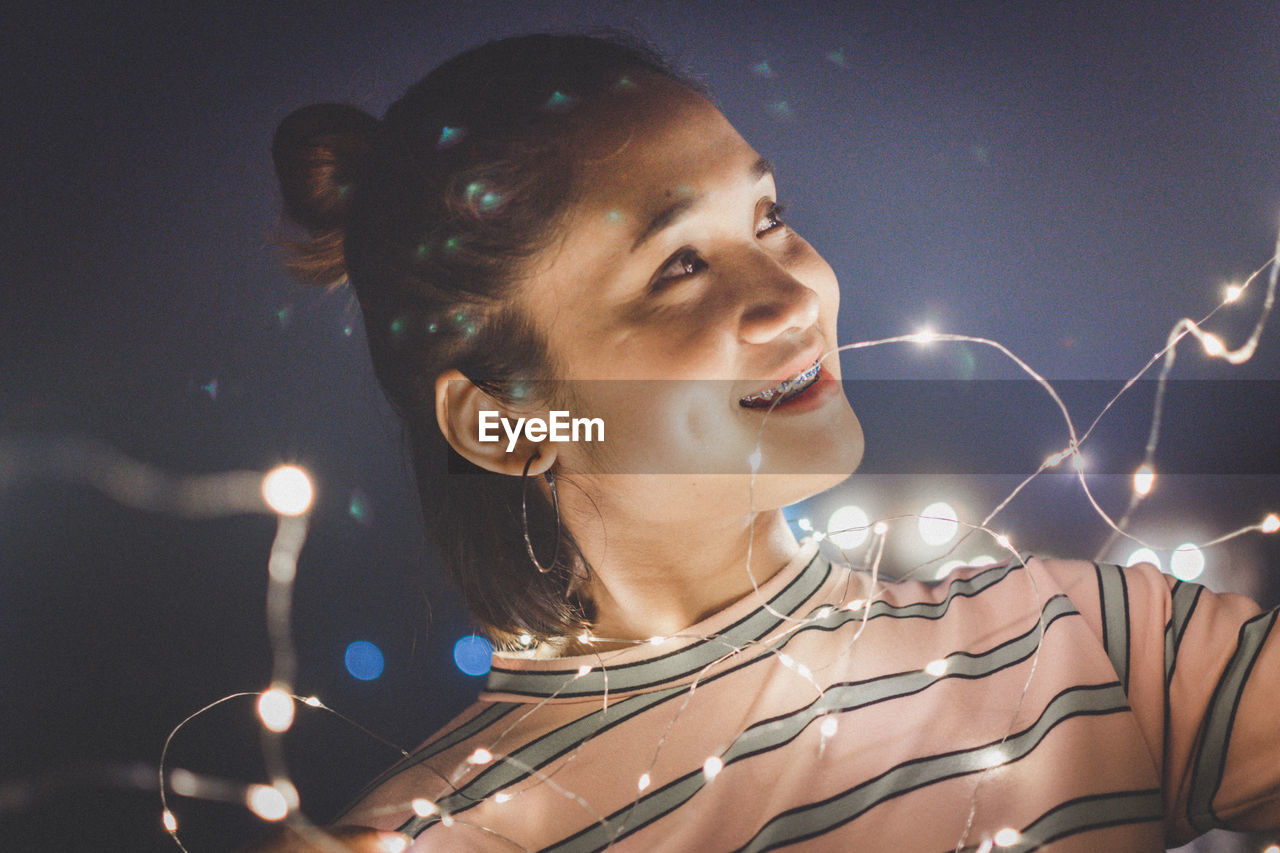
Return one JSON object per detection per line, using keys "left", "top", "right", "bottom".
{"left": 258, "top": 33, "right": 1278, "bottom": 852}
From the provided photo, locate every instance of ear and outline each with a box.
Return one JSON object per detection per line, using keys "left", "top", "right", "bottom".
{"left": 434, "top": 368, "right": 558, "bottom": 476}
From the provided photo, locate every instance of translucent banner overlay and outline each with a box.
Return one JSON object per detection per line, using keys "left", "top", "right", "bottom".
{"left": 445, "top": 379, "right": 1280, "bottom": 475}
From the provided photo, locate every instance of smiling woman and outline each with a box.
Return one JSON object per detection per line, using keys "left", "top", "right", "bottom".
{"left": 256, "top": 30, "right": 1280, "bottom": 853}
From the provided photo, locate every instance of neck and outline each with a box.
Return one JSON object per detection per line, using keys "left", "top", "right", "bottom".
{"left": 565, "top": 505, "right": 800, "bottom": 649}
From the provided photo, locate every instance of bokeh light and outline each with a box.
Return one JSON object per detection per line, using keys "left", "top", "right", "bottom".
{"left": 256, "top": 686, "right": 294, "bottom": 733}
{"left": 993, "top": 827, "right": 1021, "bottom": 847}
{"left": 826, "top": 504, "right": 869, "bottom": 549}
{"left": 1132, "top": 464, "right": 1155, "bottom": 496}
{"left": 344, "top": 640, "right": 385, "bottom": 681}
{"left": 1125, "top": 547, "right": 1162, "bottom": 572}
{"left": 453, "top": 635, "right": 494, "bottom": 677}
{"left": 917, "top": 501, "right": 959, "bottom": 545}
{"left": 245, "top": 783, "right": 288, "bottom": 821}
{"left": 1169, "top": 543, "right": 1205, "bottom": 581}
{"left": 261, "top": 466, "right": 313, "bottom": 516}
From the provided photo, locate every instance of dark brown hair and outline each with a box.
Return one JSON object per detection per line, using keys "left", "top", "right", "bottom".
{"left": 271, "top": 32, "right": 695, "bottom": 644}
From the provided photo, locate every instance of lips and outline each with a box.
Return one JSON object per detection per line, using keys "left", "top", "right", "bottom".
{"left": 739, "top": 358, "right": 823, "bottom": 408}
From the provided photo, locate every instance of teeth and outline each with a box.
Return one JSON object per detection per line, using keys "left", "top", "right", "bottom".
{"left": 740, "top": 361, "right": 821, "bottom": 407}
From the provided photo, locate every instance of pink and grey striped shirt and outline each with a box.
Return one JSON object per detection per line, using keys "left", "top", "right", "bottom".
{"left": 340, "top": 539, "right": 1280, "bottom": 851}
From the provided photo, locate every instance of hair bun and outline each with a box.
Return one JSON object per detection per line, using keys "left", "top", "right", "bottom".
{"left": 272, "top": 103, "right": 379, "bottom": 235}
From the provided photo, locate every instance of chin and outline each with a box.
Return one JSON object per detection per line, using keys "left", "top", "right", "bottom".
{"left": 751, "top": 416, "right": 865, "bottom": 509}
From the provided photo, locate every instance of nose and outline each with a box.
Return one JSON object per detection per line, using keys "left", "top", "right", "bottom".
{"left": 737, "top": 267, "right": 822, "bottom": 345}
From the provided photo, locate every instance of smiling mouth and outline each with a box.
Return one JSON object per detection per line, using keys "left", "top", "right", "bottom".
{"left": 738, "top": 360, "right": 823, "bottom": 408}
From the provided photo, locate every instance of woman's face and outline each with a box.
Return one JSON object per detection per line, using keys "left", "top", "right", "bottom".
{"left": 515, "top": 74, "right": 863, "bottom": 523}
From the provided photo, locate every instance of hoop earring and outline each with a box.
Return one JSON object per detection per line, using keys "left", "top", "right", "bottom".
{"left": 521, "top": 454, "right": 561, "bottom": 574}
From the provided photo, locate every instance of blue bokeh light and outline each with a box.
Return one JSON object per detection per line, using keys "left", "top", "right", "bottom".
{"left": 344, "top": 640, "right": 385, "bottom": 681}
{"left": 453, "top": 635, "right": 494, "bottom": 677}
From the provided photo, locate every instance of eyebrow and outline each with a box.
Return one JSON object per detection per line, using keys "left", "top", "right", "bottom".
{"left": 629, "top": 155, "right": 775, "bottom": 253}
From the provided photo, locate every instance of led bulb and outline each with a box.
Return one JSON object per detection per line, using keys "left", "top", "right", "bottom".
{"left": 246, "top": 784, "right": 289, "bottom": 821}
{"left": 1133, "top": 464, "right": 1155, "bottom": 496}
{"left": 257, "top": 687, "right": 295, "bottom": 733}
{"left": 261, "top": 466, "right": 313, "bottom": 516}
{"left": 993, "top": 827, "right": 1021, "bottom": 847}
{"left": 702, "top": 756, "right": 724, "bottom": 781}
{"left": 1262, "top": 513, "right": 1280, "bottom": 534}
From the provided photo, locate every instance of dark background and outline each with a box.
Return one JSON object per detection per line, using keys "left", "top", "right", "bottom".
{"left": 3, "top": 2, "right": 1279, "bottom": 851}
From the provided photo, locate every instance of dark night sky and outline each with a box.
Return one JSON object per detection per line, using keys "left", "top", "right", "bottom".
{"left": 3, "top": 2, "right": 1279, "bottom": 851}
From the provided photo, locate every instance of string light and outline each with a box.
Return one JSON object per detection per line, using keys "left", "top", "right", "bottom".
{"left": 820, "top": 716, "right": 839, "bottom": 738}
{"left": 467, "top": 748, "right": 494, "bottom": 766}
{"left": 924, "top": 658, "right": 949, "bottom": 677}
{"left": 261, "top": 465, "right": 313, "bottom": 516}
{"left": 1262, "top": 513, "right": 1280, "bottom": 534}
{"left": 1224, "top": 283, "right": 1243, "bottom": 302}
{"left": 637, "top": 772, "right": 651, "bottom": 791}
{"left": 245, "top": 783, "right": 289, "bottom": 821}
{"left": 913, "top": 327, "right": 938, "bottom": 344}
{"left": 993, "top": 827, "right": 1021, "bottom": 847}
{"left": 256, "top": 686, "right": 295, "bottom": 733}
{"left": 161, "top": 809, "right": 178, "bottom": 832}
{"left": 1132, "top": 464, "right": 1156, "bottom": 496}
{"left": 976, "top": 746, "right": 1007, "bottom": 769}
{"left": 412, "top": 798, "right": 437, "bottom": 817}
{"left": 702, "top": 756, "right": 724, "bottom": 781}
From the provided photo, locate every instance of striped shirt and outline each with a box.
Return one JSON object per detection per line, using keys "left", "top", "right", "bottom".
{"left": 339, "top": 539, "right": 1280, "bottom": 851}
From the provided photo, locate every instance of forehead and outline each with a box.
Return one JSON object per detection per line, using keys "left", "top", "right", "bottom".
{"left": 570, "top": 76, "right": 757, "bottom": 216}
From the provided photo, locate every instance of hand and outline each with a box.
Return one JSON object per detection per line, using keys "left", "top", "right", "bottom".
{"left": 240, "top": 825, "right": 412, "bottom": 853}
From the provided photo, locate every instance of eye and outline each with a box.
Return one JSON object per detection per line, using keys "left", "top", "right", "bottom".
{"left": 652, "top": 247, "right": 707, "bottom": 289}
{"left": 757, "top": 201, "right": 787, "bottom": 236}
